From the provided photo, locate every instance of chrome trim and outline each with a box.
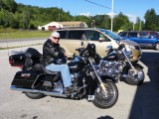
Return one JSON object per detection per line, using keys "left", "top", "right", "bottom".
{"left": 10, "top": 85, "right": 67, "bottom": 98}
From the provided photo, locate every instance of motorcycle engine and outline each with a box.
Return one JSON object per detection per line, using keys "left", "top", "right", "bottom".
{"left": 96, "top": 60, "right": 123, "bottom": 78}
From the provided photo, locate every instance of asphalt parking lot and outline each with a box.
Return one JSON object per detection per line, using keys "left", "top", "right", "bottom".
{"left": 0, "top": 42, "right": 159, "bottom": 119}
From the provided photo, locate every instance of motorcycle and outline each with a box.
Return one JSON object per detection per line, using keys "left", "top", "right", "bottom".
{"left": 9, "top": 44, "right": 118, "bottom": 109}
{"left": 95, "top": 43, "right": 145, "bottom": 85}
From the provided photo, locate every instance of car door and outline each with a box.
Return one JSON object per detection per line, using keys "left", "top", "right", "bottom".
{"left": 127, "top": 32, "right": 140, "bottom": 44}
{"left": 59, "top": 30, "right": 85, "bottom": 58}
{"left": 139, "top": 32, "right": 158, "bottom": 47}
{"left": 84, "top": 30, "right": 112, "bottom": 57}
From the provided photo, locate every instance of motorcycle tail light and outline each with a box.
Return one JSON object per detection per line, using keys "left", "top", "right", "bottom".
{"left": 9, "top": 59, "right": 23, "bottom": 68}
{"left": 9, "top": 59, "right": 13, "bottom": 65}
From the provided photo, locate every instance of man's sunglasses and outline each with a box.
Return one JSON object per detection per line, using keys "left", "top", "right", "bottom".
{"left": 53, "top": 37, "right": 60, "bottom": 40}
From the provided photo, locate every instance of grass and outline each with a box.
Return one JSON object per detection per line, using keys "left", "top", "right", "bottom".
{"left": 0, "top": 29, "right": 51, "bottom": 40}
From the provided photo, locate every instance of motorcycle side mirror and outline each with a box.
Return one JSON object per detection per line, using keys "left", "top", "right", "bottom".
{"left": 81, "top": 33, "right": 87, "bottom": 46}
{"left": 81, "top": 41, "right": 84, "bottom": 46}
{"left": 99, "top": 38, "right": 105, "bottom": 42}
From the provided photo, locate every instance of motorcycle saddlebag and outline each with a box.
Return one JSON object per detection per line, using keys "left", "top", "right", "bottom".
{"left": 9, "top": 53, "right": 26, "bottom": 67}
{"left": 11, "top": 70, "right": 39, "bottom": 88}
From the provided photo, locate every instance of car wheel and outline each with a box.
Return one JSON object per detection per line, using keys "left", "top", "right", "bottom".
{"left": 155, "top": 43, "right": 159, "bottom": 50}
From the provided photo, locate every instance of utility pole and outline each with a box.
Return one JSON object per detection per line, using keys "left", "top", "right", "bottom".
{"left": 58, "top": 0, "right": 61, "bottom": 22}
{"left": 110, "top": 0, "right": 114, "bottom": 32}
{"left": 139, "top": 20, "right": 142, "bottom": 31}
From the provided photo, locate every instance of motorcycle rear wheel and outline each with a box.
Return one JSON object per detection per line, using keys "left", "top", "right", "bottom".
{"left": 24, "top": 92, "right": 45, "bottom": 99}
{"left": 93, "top": 81, "right": 118, "bottom": 109}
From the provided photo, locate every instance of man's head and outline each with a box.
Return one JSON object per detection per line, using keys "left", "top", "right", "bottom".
{"left": 50, "top": 31, "right": 60, "bottom": 44}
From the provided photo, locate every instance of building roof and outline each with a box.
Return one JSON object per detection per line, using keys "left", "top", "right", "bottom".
{"left": 58, "top": 21, "right": 88, "bottom": 28}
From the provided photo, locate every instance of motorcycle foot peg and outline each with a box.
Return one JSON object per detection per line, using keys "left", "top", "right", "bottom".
{"left": 87, "top": 95, "right": 95, "bottom": 101}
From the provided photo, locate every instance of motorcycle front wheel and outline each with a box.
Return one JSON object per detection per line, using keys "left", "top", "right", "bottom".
{"left": 125, "top": 65, "right": 145, "bottom": 85}
{"left": 93, "top": 81, "right": 118, "bottom": 109}
{"left": 24, "top": 92, "right": 45, "bottom": 99}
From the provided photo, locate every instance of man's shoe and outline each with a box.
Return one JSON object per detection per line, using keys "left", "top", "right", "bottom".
{"left": 63, "top": 85, "right": 74, "bottom": 94}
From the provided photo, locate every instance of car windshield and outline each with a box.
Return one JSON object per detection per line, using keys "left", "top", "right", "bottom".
{"left": 99, "top": 29, "right": 122, "bottom": 41}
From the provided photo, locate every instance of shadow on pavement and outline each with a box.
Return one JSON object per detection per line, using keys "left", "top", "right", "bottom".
{"left": 97, "top": 115, "right": 114, "bottom": 119}
{"left": 129, "top": 51, "right": 159, "bottom": 119}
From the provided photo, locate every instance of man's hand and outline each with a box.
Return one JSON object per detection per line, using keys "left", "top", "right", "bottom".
{"left": 64, "top": 52, "right": 68, "bottom": 57}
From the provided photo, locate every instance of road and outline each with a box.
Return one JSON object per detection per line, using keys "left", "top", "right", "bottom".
{"left": 0, "top": 45, "right": 159, "bottom": 119}
{"left": 0, "top": 38, "right": 46, "bottom": 49}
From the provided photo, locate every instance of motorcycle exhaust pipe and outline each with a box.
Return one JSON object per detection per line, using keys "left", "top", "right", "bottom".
{"left": 10, "top": 85, "right": 67, "bottom": 98}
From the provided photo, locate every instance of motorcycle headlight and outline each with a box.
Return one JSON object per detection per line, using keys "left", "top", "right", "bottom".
{"left": 129, "top": 45, "right": 136, "bottom": 49}
{"left": 125, "top": 44, "right": 132, "bottom": 52}
{"left": 125, "top": 44, "right": 135, "bottom": 50}
{"left": 125, "top": 44, "right": 142, "bottom": 55}
{"left": 124, "top": 44, "right": 133, "bottom": 57}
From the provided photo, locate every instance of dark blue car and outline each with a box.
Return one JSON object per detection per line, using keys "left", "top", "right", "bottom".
{"left": 118, "top": 31, "right": 159, "bottom": 50}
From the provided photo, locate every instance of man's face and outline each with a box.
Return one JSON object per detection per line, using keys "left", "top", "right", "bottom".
{"left": 51, "top": 37, "right": 60, "bottom": 44}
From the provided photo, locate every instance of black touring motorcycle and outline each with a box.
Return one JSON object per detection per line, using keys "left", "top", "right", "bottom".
{"left": 96, "top": 43, "right": 145, "bottom": 85}
{"left": 9, "top": 44, "right": 118, "bottom": 109}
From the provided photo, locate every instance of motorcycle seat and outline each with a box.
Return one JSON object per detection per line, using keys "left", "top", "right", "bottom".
{"left": 32, "top": 63, "right": 60, "bottom": 75}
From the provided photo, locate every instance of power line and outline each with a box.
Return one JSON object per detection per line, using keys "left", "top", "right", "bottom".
{"left": 85, "top": 0, "right": 115, "bottom": 11}
{"left": 84, "top": 0, "right": 115, "bottom": 31}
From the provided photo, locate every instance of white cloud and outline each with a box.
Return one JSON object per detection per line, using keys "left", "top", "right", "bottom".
{"left": 107, "top": 11, "right": 117, "bottom": 18}
{"left": 79, "top": 12, "right": 91, "bottom": 17}
{"left": 125, "top": 14, "right": 137, "bottom": 23}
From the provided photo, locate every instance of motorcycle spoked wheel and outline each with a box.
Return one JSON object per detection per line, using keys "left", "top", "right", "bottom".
{"left": 24, "top": 92, "right": 45, "bottom": 99}
{"left": 93, "top": 81, "right": 118, "bottom": 109}
{"left": 126, "top": 65, "right": 145, "bottom": 85}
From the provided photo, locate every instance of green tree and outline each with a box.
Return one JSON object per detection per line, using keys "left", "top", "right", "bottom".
{"left": 114, "top": 12, "right": 130, "bottom": 31}
{"left": 0, "top": 0, "right": 17, "bottom": 13}
{"left": 0, "top": 10, "right": 5, "bottom": 27}
{"left": 144, "top": 8, "right": 158, "bottom": 30}
{"left": 91, "top": 15, "right": 110, "bottom": 29}
{"left": 73, "top": 15, "right": 91, "bottom": 27}
{"left": 134, "top": 17, "right": 144, "bottom": 31}
{"left": 120, "top": 22, "right": 133, "bottom": 31}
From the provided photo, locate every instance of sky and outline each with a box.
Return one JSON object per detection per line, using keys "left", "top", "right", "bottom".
{"left": 15, "top": 0, "right": 159, "bottom": 23}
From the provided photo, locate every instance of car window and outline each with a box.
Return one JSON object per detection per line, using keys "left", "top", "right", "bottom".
{"left": 150, "top": 32, "right": 158, "bottom": 38}
{"left": 128, "top": 32, "right": 138, "bottom": 37}
{"left": 119, "top": 32, "right": 127, "bottom": 37}
{"left": 140, "top": 32, "right": 149, "bottom": 38}
{"left": 58, "top": 31, "right": 67, "bottom": 39}
{"left": 100, "top": 29, "right": 119, "bottom": 41}
{"left": 68, "top": 30, "right": 85, "bottom": 40}
{"left": 151, "top": 32, "right": 158, "bottom": 35}
{"left": 99, "top": 33, "right": 107, "bottom": 40}
{"left": 85, "top": 30, "right": 107, "bottom": 41}
{"left": 84, "top": 30, "right": 99, "bottom": 41}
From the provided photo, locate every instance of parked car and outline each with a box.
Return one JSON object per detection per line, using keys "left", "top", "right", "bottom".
{"left": 118, "top": 31, "right": 159, "bottom": 50}
{"left": 55, "top": 28, "right": 142, "bottom": 62}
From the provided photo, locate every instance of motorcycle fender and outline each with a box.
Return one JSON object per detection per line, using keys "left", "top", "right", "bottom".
{"left": 123, "top": 63, "right": 143, "bottom": 74}
{"left": 11, "top": 71, "right": 39, "bottom": 88}
{"left": 132, "top": 63, "right": 144, "bottom": 69}
{"left": 103, "top": 78, "right": 118, "bottom": 83}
